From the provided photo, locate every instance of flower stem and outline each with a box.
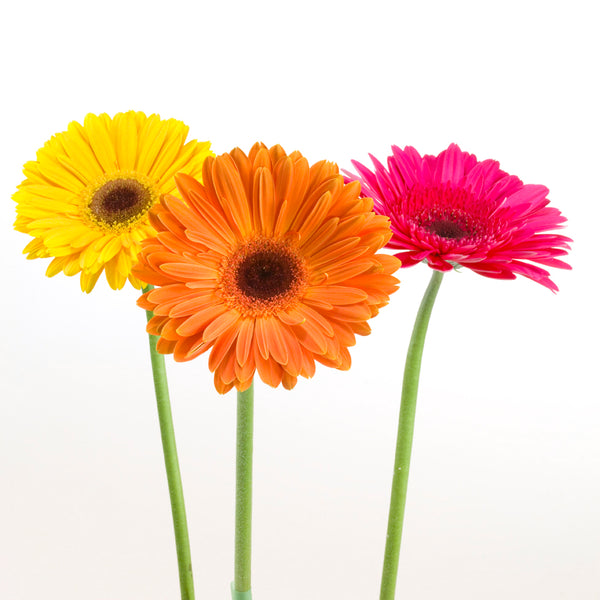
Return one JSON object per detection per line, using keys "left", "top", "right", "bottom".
{"left": 232, "top": 382, "right": 255, "bottom": 600}
{"left": 379, "top": 269, "right": 444, "bottom": 600}
{"left": 143, "top": 284, "right": 195, "bottom": 600}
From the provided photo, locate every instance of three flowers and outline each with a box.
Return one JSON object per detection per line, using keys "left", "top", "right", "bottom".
{"left": 12, "top": 110, "right": 572, "bottom": 600}
{"left": 13, "top": 111, "right": 570, "bottom": 393}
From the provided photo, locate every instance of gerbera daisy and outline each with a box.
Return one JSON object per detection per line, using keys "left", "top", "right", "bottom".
{"left": 13, "top": 111, "right": 213, "bottom": 292}
{"left": 345, "top": 143, "right": 572, "bottom": 600}
{"left": 134, "top": 142, "right": 401, "bottom": 393}
{"left": 345, "top": 143, "right": 571, "bottom": 291}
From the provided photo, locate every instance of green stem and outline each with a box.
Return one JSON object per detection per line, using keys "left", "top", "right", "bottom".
{"left": 143, "top": 284, "right": 195, "bottom": 600}
{"left": 232, "top": 382, "right": 255, "bottom": 600}
{"left": 380, "top": 270, "right": 444, "bottom": 600}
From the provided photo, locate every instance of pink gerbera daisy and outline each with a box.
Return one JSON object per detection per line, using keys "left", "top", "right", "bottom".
{"left": 345, "top": 143, "right": 571, "bottom": 291}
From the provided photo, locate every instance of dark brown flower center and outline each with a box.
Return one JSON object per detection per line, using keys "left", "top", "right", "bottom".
{"left": 236, "top": 250, "right": 298, "bottom": 300}
{"left": 221, "top": 238, "right": 308, "bottom": 316}
{"left": 427, "top": 219, "right": 467, "bottom": 239}
{"left": 88, "top": 179, "right": 153, "bottom": 226}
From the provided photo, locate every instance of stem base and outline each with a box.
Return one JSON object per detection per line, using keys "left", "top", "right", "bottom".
{"left": 231, "top": 582, "right": 253, "bottom": 600}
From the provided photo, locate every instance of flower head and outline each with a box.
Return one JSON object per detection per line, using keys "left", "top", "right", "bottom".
{"left": 14, "top": 111, "right": 213, "bottom": 292}
{"left": 345, "top": 144, "right": 571, "bottom": 291}
{"left": 135, "top": 143, "right": 401, "bottom": 393}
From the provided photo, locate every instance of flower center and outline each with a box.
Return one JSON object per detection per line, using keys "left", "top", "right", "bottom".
{"left": 427, "top": 219, "right": 467, "bottom": 239}
{"left": 84, "top": 173, "right": 158, "bottom": 231}
{"left": 221, "top": 238, "right": 307, "bottom": 316}
{"left": 236, "top": 250, "right": 297, "bottom": 300}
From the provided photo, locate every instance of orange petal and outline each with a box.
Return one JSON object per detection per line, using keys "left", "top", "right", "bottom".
{"left": 213, "top": 154, "right": 252, "bottom": 238}
{"left": 186, "top": 189, "right": 237, "bottom": 251}
{"left": 292, "top": 319, "right": 328, "bottom": 355}
{"left": 250, "top": 145, "right": 271, "bottom": 170}
{"left": 329, "top": 180, "right": 362, "bottom": 216}
{"left": 208, "top": 324, "right": 240, "bottom": 371}
{"left": 299, "top": 216, "right": 339, "bottom": 254}
{"left": 281, "top": 372, "right": 298, "bottom": 390}
{"left": 268, "top": 144, "right": 287, "bottom": 164}
{"left": 230, "top": 147, "right": 253, "bottom": 200}
{"left": 303, "top": 297, "right": 333, "bottom": 311}
{"left": 296, "top": 304, "right": 334, "bottom": 337}
{"left": 146, "top": 314, "right": 169, "bottom": 336}
{"left": 376, "top": 253, "right": 403, "bottom": 274}
{"left": 324, "top": 302, "right": 372, "bottom": 322}
{"left": 236, "top": 318, "right": 255, "bottom": 366}
{"left": 261, "top": 318, "right": 289, "bottom": 365}
{"left": 351, "top": 321, "right": 372, "bottom": 336}
{"left": 309, "top": 237, "right": 361, "bottom": 266}
{"left": 307, "top": 160, "right": 339, "bottom": 195}
{"left": 297, "top": 191, "right": 334, "bottom": 244}
{"left": 235, "top": 350, "right": 256, "bottom": 383}
{"left": 254, "top": 349, "right": 283, "bottom": 388}
{"left": 203, "top": 310, "right": 241, "bottom": 343}
{"left": 329, "top": 320, "right": 357, "bottom": 347}
{"left": 147, "top": 283, "right": 199, "bottom": 304}
{"left": 173, "top": 335, "right": 208, "bottom": 361}
{"left": 287, "top": 155, "right": 310, "bottom": 207}
{"left": 137, "top": 289, "right": 155, "bottom": 311}
{"left": 317, "top": 259, "right": 378, "bottom": 285}
{"left": 160, "top": 260, "right": 219, "bottom": 282}
{"left": 175, "top": 172, "right": 204, "bottom": 198}
{"left": 328, "top": 214, "right": 367, "bottom": 243}
{"left": 273, "top": 156, "right": 293, "bottom": 205}
{"left": 176, "top": 303, "right": 228, "bottom": 337}
{"left": 214, "top": 373, "right": 235, "bottom": 394}
{"left": 278, "top": 307, "right": 306, "bottom": 326}
{"left": 161, "top": 317, "right": 188, "bottom": 341}
{"left": 254, "top": 318, "right": 270, "bottom": 360}
{"left": 292, "top": 177, "right": 341, "bottom": 232}
{"left": 168, "top": 292, "right": 218, "bottom": 318}
{"left": 216, "top": 348, "right": 239, "bottom": 385}
{"left": 254, "top": 167, "right": 277, "bottom": 236}
{"left": 236, "top": 377, "right": 254, "bottom": 393}
{"left": 156, "top": 337, "right": 177, "bottom": 355}
{"left": 156, "top": 231, "right": 199, "bottom": 256}
{"left": 277, "top": 323, "right": 304, "bottom": 376}
{"left": 304, "top": 286, "right": 368, "bottom": 305}
{"left": 298, "top": 349, "right": 316, "bottom": 378}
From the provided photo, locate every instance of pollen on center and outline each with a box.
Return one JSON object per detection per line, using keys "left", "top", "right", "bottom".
{"left": 84, "top": 173, "right": 157, "bottom": 231}
{"left": 221, "top": 238, "right": 307, "bottom": 316}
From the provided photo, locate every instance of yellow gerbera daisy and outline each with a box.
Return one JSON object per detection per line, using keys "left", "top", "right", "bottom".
{"left": 13, "top": 111, "right": 213, "bottom": 292}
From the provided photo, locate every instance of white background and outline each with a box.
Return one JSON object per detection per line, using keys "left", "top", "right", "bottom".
{"left": 1, "top": 0, "right": 598, "bottom": 598}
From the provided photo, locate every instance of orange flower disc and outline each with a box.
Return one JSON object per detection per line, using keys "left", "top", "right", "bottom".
{"left": 134, "top": 143, "right": 401, "bottom": 393}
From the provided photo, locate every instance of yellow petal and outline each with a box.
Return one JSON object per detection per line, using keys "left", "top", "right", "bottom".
{"left": 114, "top": 112, "right": 138, "bottom": 171}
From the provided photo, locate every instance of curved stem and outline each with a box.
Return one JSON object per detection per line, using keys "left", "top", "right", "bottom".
{"left": 380, "top": 270, "right": 444, "bottom": 600}
{"left": 232, "top": 382, "right": 255, "bottom": 599}
{"left": 143, "top": 284, "right": 195, "bottom": 600}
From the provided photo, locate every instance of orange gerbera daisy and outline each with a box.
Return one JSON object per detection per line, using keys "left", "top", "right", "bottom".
{"left": 134, "top": 143, "right": 401, "bottom": 393}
